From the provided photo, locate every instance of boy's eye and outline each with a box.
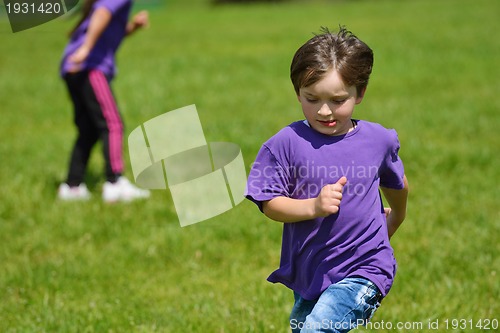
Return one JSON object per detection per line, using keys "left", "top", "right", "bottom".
{"left": 332, "top": 99, "right": 347, "bottom": 104}
{"left": 304, "top": 97, "right": 347, "bottom": 104}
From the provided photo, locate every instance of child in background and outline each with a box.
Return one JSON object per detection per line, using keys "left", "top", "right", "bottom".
{"left": 58, "top": 0, "right": 150, "bottom": 202}
{"left": 245, "top": 27, "right": 409, "bottom": 333}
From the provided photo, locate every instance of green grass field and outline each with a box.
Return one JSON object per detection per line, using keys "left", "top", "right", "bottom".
{"left": 0, "top": 0, "right": 499, "bottom": 331}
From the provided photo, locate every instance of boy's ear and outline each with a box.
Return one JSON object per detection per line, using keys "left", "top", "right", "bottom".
{"left": 355, "top": 87, "right": 367, "bottom": 104}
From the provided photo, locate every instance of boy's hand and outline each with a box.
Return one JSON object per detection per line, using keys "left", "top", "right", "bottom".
{"left": 132, "top": 10, "right": 149, "bottom": 29}
{"left": 127, "top": 10, "right": 149, "bottom": 35}
{"left": 314, "top": 176, "right": 347, "bottom": 217}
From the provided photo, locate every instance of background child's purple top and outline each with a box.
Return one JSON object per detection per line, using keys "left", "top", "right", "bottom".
{"left": 60, "top": 0, "right": 132, "bottom": 78}
{"left": 245, "top": 120, "right": 405, "bottom": 300}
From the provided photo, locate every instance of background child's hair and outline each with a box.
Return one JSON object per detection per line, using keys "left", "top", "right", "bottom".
{"left": 68, "top": 0, "right": 98, "bottom": 37}
{"left": 290, "top": 26, "right": 374, "bottom": 96}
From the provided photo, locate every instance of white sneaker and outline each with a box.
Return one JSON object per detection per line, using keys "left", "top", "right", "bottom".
{"left": 57, "top": 183, "right": 91, "bottom": 201}
{"left": 102, "top": 176, "right": 150, "bottom": 203}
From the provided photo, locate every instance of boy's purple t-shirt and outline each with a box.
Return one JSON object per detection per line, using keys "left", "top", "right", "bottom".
{"left": 245, "top": 120, "right": 405, "bottom": 300}
{"left": 60, "top": 0, "right": 132, "bottom": 78}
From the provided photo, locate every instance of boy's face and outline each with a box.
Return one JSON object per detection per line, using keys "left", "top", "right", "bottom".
{"left": 297, "top": 69, "right": 364, "bottom": 136}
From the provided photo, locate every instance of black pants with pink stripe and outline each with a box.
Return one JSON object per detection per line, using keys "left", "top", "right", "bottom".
{"left": 63, "top": 70, "right": 124, "bottom": 186}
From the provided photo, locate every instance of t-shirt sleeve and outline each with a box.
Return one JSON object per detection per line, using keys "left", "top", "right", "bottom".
{"left": 379, "top": 129, "right": 405, "bottom": 189}
{"left": 245, "top": 145, "right": 291, "bottom": 212}
{"left": 95, "top": 0, "right": 129, "bottom": 14}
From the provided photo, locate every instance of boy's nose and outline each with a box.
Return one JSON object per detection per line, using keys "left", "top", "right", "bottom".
{"left": 317, "top": 103, "right": 333, "bottom": 116}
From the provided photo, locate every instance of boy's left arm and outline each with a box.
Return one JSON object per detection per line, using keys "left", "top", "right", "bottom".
{"left": 380, "top": 175, "right": 409, "bottom": 239}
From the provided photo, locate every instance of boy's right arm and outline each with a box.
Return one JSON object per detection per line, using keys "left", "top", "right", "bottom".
{"left": 262, "top": 177, "right": 347, "bottom": 223}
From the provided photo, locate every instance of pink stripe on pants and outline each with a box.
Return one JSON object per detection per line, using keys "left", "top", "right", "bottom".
{"left": 88, "top": 70, "right": 124, "bottom": 174}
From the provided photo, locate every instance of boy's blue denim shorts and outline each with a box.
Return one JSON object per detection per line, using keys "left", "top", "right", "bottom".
{"left": 289, "top": 277, "right": 383, "bottom": 333}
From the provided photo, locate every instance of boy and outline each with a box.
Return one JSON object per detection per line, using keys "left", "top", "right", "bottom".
{"left": 245, "top": 27, "right": 409, "bottom": 333}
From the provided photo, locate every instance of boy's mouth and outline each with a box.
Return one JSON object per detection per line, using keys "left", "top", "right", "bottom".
{"left": 318, "top": 120, "right": 337, "bottom": 127}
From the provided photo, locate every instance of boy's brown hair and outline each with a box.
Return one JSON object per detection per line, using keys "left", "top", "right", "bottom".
{"left": 290, "top": 26, "right": 374, "bottom": 96}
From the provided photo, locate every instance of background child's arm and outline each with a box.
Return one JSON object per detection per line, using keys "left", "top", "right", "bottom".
{"left": 262, "top": 177, "right": 347, "bottom": 223}
{"left": 126, "top": 10, "right": 149, "bottom": 36}
{"left": 381, "top": 175, "right": 409, "bottom": 239}
{"left": 67, "top": 7, "right": 112, "bottom": 71}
